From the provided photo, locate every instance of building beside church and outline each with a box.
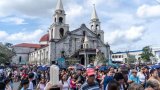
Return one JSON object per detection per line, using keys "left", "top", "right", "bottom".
{"left": 12, "top": 0, "right": 111, "bottom": 67}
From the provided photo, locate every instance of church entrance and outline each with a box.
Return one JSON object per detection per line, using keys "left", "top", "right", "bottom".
{"left": 80, "top": 56, "right": 85, "bottom": 65}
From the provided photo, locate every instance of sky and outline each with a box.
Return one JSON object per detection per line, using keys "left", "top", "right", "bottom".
{"left": 0, "top": 0, "right": 160, "bottom": 52}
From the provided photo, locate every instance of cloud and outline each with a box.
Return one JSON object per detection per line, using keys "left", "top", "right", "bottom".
{"left": 66, "top": 3, "right": 84, "bottom": 23}
{"left": 0, "top": 29, "right": 45, "bottom": 43}
{"left": 1, "top": 17, "right": 26, "bottom": 25}
{"left": 104, "top": 25, "right": 146, "bottom": 45}
{"left": 137, "top": 4, "right": 160, "bottom": 19}
{"left": 0, "top": 0, "right": 57, "bottom": 18}
{"left": 0, "top": 31, "right": 8, "bottom": 39}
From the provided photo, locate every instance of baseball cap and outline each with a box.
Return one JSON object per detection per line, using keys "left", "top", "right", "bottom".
{"left": 86, "top": 68, "right": 95, "bottom": 76}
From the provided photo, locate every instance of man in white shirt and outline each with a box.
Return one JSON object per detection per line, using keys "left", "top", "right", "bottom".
{"left": 28, "top": 73, "right": 34, "bottom": 90}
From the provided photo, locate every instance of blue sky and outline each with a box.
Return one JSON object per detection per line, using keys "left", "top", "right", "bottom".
{"left": 0, "top": 0, "right": 160, "bottom": 52}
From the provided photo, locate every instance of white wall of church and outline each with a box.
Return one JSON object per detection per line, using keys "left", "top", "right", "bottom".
{"left": 11, "top": 47, "right": 35, "bottom": 64}
{"left": 29, "top": 46, "right": 49, "bottom": 65}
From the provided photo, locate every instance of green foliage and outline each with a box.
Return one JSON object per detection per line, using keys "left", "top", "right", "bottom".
{"left": 128, "top": 54, "right": 136, "bottom": 63}
{"left": 0, "top": 44, "right": 15, "bottom": 64}
{"left": 95, "top": 52, "right": 106, "bottom": 65}
{"left": 141, "top": 46, "right": 154, "bottom": 62}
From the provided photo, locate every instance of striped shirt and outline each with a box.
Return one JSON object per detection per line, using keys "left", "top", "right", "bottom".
{"left": 80, "top": 81, "right": 100, "bottom": 90}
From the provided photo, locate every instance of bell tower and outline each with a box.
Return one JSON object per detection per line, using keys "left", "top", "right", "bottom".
{"left": 90, "top": 4, "right": 104, "bottom": 42}
{"left": 49, "top": 0, "right": 69, "bottom": 41}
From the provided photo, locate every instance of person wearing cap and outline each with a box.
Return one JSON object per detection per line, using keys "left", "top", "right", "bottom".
{"left": 80, "top": 68, "right": 99, "bottom": 90}
{"left": 128, "top": 69, "right": 140, "bottom": 84}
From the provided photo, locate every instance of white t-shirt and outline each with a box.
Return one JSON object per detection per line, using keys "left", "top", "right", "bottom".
{"left": 28, "top": 81, "right": 34, "bottom": 90}
{"left": 137, "top": 72, "right": 145, "bottom": 83}
{"left": 59, "top": 81, "right": 69, "bottom": 90}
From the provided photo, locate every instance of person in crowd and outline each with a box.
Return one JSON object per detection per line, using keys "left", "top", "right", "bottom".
{"left": 102, "top": 70, "right": 114, "bottom": 90}
{"left": 59, "top": 74, "right": 69, "bottom": 90}
{"left": 143, "top": 66, "right": 150, "bottom": 80}
{"left": 137, "top": 67, "right": 146, "bottom": 86}
{"left": 144, "top": 87, "right": 154, "bottom": 90}
{"left": 37, "top": 71, "right": 42, "bottom": 84}
{"left": 32, "top": 70, "right": 37, "bottom": 87}
{"left": 36, "top": 77, "right": 46, "bottom": 90}
{"left": 70, "top": 74, "right": 77, "bottom": 90}
{"left": 158, "top": 68, "right": 160, "bottom": 77}
{"left": 0, "top": 81, "right": 6, "bottom": 90}
{"left": 80, "top": 68, "right": 99, "bottom": 90}
{"left": 128, "top": 69, "right": 140, "bottom": 84}
{"left": 114, "top": 73, "right": 127, "bottom": 90}
{"left": 106, "top": 80, "right": 120, "bottom": 90}
{"left": 145, "top": 79, "right": 160, "bottom": 90}
{"left": 147, "top": 69, "right": 160, "bottom": 90}
{"left": 76, "top": 69, "right": 85, "bottom": 89}
{"left": 4, "top": 78, "right": 12, "bottom": 90}
{"left": 128, "top": 83, "right": 144, "bottom": 90}
{"left": 20, "top": 79, "right": 30, "bottom": 90}
{"left": 28, "top": 73, "right": 34, "bottom": 90}
{"left": 44, "top": 82, "right": 62, "bottom": 90}
{"left": 8, "top": 72, "right": 13, "bottom": 90}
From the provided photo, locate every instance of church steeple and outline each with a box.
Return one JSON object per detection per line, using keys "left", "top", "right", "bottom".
{"left": 56, "top": 0, "right": 64, "bottom": 11}
{"left": 90, "top": 4, "right": 101, "bottom": 33}
{"left": 83, "top": 35, "right": 91, "bottom": 49}
{"left": 91, "top": 4, "right": 99, "bottom": 20}
{"left": 90, "top": 5, "right": 104, "bottom": 42}
{"left": 49, "top": 0, "right": 69, "bottom": 41}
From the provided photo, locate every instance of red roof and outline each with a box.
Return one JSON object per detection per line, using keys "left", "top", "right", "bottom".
{"left": 39, "top": 34, "right": 49, "bottom": 42}
{"left": 13, "top": 43, "right": 41, "bottom": 48}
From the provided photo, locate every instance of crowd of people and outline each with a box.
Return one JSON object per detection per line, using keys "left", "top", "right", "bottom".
{"left": 0, "top": 63, "right": 160, "bottom": 90}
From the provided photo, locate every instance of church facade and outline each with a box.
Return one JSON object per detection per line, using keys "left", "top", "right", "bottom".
{"left": 13, "top": 0, "right": 111, "bottom": 67}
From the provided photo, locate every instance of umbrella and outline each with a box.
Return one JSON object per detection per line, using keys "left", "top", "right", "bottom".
{"left": 99, "top": 66, "right": 108, "bottom": 71}
{"left": 38, "top": 66, "right": 48, "bottom": 71}
{"left": 76, "top": 65, "right": 85, "bottom": 70}
{"left": 150, "top": 65, "right": 160, "bottom": 69}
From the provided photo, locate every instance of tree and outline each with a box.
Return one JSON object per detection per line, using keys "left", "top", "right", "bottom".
{"left": 0, "top": 44, "right": 15, "bottom": 64}
{"left": 128, "top": 54, "right": 136, "bottom": 63}
{"left": 141, "top": 46, "right": 154, "bottom": 62}
{"left": 94, "top": 51, "right": 106, "bottom": 66}
{"left": 4, "top": 43, "right": 13, "bottom": 48}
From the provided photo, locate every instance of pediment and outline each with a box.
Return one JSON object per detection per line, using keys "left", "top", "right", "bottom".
{"left": 70, "top": 24, "right": 97, "bottom": 38}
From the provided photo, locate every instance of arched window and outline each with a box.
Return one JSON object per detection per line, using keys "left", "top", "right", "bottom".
{"left": 55, "top": 18, "right": 56, "bottom": 23}
{"left": 60, "top": 28, "right": 64, "bottom": 38}
{"left": 83, "top": 31, "right": 85, "bottom": 36}
{"left": 86, "top": 44, "right": 89, "bottom": 48}
{"left": 19, "top": 56, "right": 22, "bottom": 63}
{"left": 98, "top": 34, "right": 101, "bottom": 37}
{"left": 51, "top": 29, "right": 53, "bottom": 39}
{"left": 96, "top": 24, "right": 99, "bottom": 30}
{"left": 91, "top": 25, "right": 93, "bottom": 30}
{"left": 59, "top": 17, "right": 63, "bottom": 23}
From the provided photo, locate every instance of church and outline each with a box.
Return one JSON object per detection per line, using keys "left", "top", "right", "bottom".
{"left": 12, "top": 0, "right": 111, "bottom": 67}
